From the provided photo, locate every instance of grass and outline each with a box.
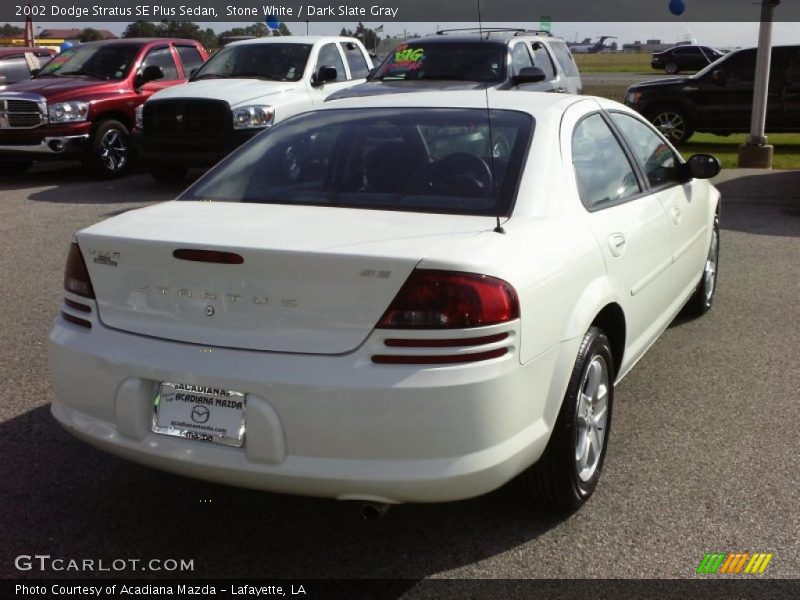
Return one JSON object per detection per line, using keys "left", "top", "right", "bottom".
{"left": 678, "top": 134, "right": 800, "bottom": 170}
{"left": 573, "top": 53, "right": 656, "bottom": 74}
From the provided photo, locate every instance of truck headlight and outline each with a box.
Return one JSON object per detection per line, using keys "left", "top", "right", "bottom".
{"left": 232, "top": 105, "right": 275, "bottom": 130}
{"left": 625, "top": 91, "right": 643, "bottom": 106}
{"left": 48, "top": 101, "right": 90, "bottom": 123}
{"left": 135, "top": 105, "right": 144, "bottom": 130}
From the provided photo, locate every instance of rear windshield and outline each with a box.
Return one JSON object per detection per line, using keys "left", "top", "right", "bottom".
{"left": 37, "top": 44, "right": 139, "bottom": 80}
{"left": 180, "top": 108, "right": 534, "bottom": 217}
{"left": 191, "top": 43, "right": 312, "bottom": 82}
{"left": 373, "top": 42, "right": 508, "bottom": 83}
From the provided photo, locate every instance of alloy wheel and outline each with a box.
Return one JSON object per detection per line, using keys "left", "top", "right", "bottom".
{"left": 704, "top": 222, "right": 719, "bottom": 305}
{"left": 99, "top": 128, "right": 129, "bottom": 173}
{"left": 575, "top": 355, "right": 610, "bottom": 483}
{"left": 651, "top": 111, "right": 687, "bottom": 144}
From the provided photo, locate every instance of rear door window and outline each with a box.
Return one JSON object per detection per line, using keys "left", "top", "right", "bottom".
{"left": 572, "top": 114, "right": 641, "bottom": 210}
{"left": 339, "top": 42, "right": 370, "bottom": 79}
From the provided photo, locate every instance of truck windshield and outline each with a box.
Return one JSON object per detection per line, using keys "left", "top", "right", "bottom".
{"left": 192, "top": 44, "right": 312, "bottom": 82}
{"left": 37, "top": 44, "right": 139, "bottom": 80}
{"left": 180, "top": 108, "right": 534, "bottom": 217}
{"left": 373, "top": 42, "right": 507, "bottom": 83}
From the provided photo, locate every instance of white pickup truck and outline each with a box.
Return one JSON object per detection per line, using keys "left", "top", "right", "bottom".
{"left": 136, "top": 36, "right": 373, "bottom": 182}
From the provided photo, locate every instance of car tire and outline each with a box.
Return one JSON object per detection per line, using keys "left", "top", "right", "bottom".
{"left": 84, "top": 119, "right": 131, "bottom": 179}
{"left": 682, "top": 214, "right": 720, "bottom": 318}
{"left": 646, "top": 106, "right": 694, "bottom": 144}
{"left": 665, "top": 61, "right": 679, "bottom": 74}
{"left": 149, "top": 163, "right": 189, "bottom": 184}
{"left": 520, "top": 326, "right": 615, "bottom": 512}
{"left": 0, "top": 160, "right": 32, "bottom": 176}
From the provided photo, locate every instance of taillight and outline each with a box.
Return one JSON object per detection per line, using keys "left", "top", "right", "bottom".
{"left": 377, "top": 270, "right": 519, "bottom": 329}
{"left": 64, "top": 242, "right": 95, "bottom": 299}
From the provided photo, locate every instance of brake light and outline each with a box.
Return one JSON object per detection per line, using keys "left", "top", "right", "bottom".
{"left": 64, "top": 242, "right": 95, "bottom": 299}
{"left": 377, "top": 270, "right": 519, "bottom": 329}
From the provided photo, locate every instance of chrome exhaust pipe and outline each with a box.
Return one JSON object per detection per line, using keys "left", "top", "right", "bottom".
{"left": 360, "top": 502, "right": 391, "bottom": 522}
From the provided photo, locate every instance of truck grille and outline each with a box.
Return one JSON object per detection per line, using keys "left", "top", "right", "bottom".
{"left": 0, "top": 98, "right": 45, "bottom": 129}
{"left": 143, "top": 99, "right": 232, "bottom": 138}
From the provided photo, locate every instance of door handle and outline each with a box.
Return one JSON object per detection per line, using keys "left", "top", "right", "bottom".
{"left": 670, "top": 206, "right": 682, "bottom": 224}
{"left": 608, "top": 233, "right": 627, "bottom": 257}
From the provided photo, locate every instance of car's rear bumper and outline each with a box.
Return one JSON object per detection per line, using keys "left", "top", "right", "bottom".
{"left": 48, "top": 298, "right": 569, "bottom": 503}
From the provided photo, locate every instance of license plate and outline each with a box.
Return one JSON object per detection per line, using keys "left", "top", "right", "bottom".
{"left": 152, "top": 382, "right": 246, "bottom": 447}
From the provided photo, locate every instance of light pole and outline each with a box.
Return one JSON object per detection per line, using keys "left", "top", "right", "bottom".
{"left": 738, "top": 0, "right": 780, "bottom": 168}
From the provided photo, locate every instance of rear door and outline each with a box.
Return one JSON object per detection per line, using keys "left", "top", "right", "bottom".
{"left": 548, "top": 40, "right": 582, "bottom": 94}
{"left": 777, "top": 47, "right": 800, "bottom": 130}
{"left": 564, "top": 104, "right": 675, "bottom": 362}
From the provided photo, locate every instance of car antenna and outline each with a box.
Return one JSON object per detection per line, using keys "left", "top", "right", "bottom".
{"left": 477, "top": 0, "right": 505, "bottom": 234}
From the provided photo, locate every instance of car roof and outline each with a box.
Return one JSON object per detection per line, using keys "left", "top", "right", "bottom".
{"left": 79, "top": 38, "right": 202, "bottom": 47}
{"left": 320, "top": 89, "right": 588, "bottom": 116}
{"left": 407, "top": 33, "right": 554, "bottom": 46}
{"left": 227, "top": 36, "right": 360, "bottom": 47}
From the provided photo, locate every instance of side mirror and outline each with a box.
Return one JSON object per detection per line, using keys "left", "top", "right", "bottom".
{"left": 687, "top": 154, "right": 721, "bottom": 180}
{"left": 711, "top": 69, "right": 726, "bottom": 85}
{"left": 312, "top": 66, "right": 338, "bottom": 86}
{"left": 136, "top": 65, "right": 164, "bottom": 88}
{"left": 512, "top": 66, "right": 547, "bottom": 86}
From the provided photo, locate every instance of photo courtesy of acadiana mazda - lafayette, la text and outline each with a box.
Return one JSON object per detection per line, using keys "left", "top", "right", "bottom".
{"left": 0, "top": 39, "right": 208, "bottom": 178}
{"left": 49, "top": 90, "right": 721, "bottom": 512}
{"left": 135, "top": 36, "right": 373, "bottom": 183}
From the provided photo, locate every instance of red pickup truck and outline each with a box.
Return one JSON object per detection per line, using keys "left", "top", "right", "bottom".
{"left": 0, "top": 38, "right": 208, "bottom": 177}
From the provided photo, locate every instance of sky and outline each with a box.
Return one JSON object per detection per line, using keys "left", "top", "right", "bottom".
{"left": 25, "top": 21, "right": 800, "bottom": 49}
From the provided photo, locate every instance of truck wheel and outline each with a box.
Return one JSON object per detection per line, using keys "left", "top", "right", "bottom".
{"left": 665, "top": 61, "right": 679, "bottom": 74}
{"left": 646, "top": 107, "right": 694, "bottom": 144}
{"left": 149, "top": 163, "right": 188, "bottom": 184}
{"left": 520, "top": 326, "right": 615, "bottom": 512}
{"left": 0, "top": 160, "right": 32, "bottom": 176}
{"left": 85, "top": 120, "right": 131, "bottom": 178}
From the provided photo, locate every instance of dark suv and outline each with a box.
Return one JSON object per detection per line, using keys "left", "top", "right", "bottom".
{"left": 327, "top": 30, "right": 582, "bottom": 102}
{"left": 651, "top": 45, "right": 725, "bottom": 74}
{"left": 626, "top": 45, "right": 800, "bottom": 143}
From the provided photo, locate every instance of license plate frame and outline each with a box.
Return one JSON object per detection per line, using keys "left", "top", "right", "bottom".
{"left": 152, "top": 382, "right": 246, "bottom": 448}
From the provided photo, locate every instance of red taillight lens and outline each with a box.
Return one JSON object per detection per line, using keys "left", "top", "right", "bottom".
{"left": 64, "top": 242, "right": 95, "bottom": 299}
{"left": 377, "top": 270, "right": 519, "bottom": 329}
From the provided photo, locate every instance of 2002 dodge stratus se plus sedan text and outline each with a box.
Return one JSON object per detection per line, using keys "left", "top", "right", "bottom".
{"left": 48, "top": 91, "right": 721, "bottom": 512}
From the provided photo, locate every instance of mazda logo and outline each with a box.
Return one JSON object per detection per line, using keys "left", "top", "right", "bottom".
{"left": 191, "top": 405, "right": 210, "bottom": 424}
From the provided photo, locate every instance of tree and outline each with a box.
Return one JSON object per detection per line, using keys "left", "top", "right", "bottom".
{"left": 0, "top": 24, "right": 24, "bottom": 37}
{"left": 122, "top": 21, "right": 159, "bottom": 38}
{"left": 79, "top": 28, "right": 104, "bottom": 43}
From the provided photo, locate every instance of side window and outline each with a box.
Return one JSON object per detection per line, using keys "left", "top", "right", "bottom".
{"left": 0, "top": 57, "right": 31, "bottom": 84}
{"left": 725, "top": 49, "right": 756, "bottom": 83}
{"left": 176, "top": 46, "right": 205, "bottom": 76}
{"left": 531, "top": 44, "right": 556, "bottom": 79}
{"left": 316, "top": 43, "right": 347, "bottom": 82}
{"left": 572, "top": 114, "right": 641, "bottom": 210}
{"left": 339, "top": 42, "right": 370, "bottom": 79}
{"left": 610, "top": 112, "right": 681, "bottom": 188}
{"left": 511, "top": 43, "right": 534, "bottom": 75}
{"left": 141, "top": 47, "right": 179, "bottom": 81}
{"left": 549, "top": 41, "right": 579, "bottom": 78}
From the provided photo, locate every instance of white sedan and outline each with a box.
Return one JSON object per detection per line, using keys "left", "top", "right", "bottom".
{"left": 49, "top": 91, "right": 721, "bottom": 512}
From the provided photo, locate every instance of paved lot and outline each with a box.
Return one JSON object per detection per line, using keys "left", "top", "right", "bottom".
{"left": 1, "top": 164, "right": 798, "bottom": 582}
